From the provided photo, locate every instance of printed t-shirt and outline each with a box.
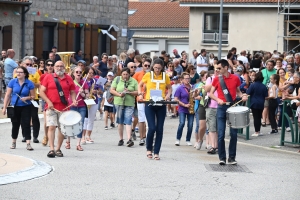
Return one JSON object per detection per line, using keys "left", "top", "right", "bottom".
{"left": 42, "top": 73, "right": 75, "bottom": 111}
{"left": 141, "top": 72, "right": 170, "bottom": 100}
{"left": 212, "top": 73, "right": 241, "bottom": 103}
{"left": 8, "top": 78, "right": 34, "bottom": 106}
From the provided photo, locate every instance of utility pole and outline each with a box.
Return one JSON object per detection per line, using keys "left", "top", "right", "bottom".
{"left": 218, "top": 0, "right": 223, "bottom": 60}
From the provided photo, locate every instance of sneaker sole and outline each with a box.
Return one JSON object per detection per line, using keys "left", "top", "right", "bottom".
{"left": 219, "top": 161, "right": 226, "bottom": 165}
{"left": 127, "top": 143, "right": 134, "bottom": 147}
{"left": 175, "top": 144, "right": 180, "bottom": 146}
{"left": 228, "top": 162, "right": 237, "bottom": 165}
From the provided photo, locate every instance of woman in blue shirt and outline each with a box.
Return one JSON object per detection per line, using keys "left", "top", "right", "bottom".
{"left": 246, "top": 72, "right": 268, "bottom": 137}
{"left": 2, "top": 66, "right": 35, "bottom": 150}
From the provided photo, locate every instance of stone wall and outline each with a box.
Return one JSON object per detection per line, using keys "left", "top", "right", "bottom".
{"left": 1, "top": 0, "right": 128, "bottom": 59}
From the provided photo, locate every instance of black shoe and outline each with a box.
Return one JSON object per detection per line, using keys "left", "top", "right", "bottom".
{"left": 110, "top": 123, "right": 115, "bottom": 128}
{"left": 269, "top": 129, "right": 278, "bottom": 134}
{"left": 131, "top": 131, "right": 137, "bottom": 141}
{"left": 126, "top": 139, "right": 134, "bottom": 147}
{"left": 118, "top": 139, "right": 124, "bottom": 146}
{"left": 22, "top": 137, "right": 26, "bottom": 143}
{"left": 219, "top": 160, "right": 226, "bottom": 165}
{"left": 33, "top": 138, "right": 39, "bottom": 143}
{"left": 228, "top": 158, "right": 237, "bottom": 165}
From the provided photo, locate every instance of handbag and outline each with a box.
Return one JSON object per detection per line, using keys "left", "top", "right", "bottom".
{"left": 7, "top": 82, "right": 26, "bottom": 118}
{"left": 52, "top": 74, "right": 68, "bottom": 105}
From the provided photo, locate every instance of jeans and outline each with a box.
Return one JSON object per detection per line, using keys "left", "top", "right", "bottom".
{"left": 176, "top": 112, "right": 194, "bottom": 141}
{"left": 145, "top": 104, "right": 166, "bottom": 155}
{"left": 217, "top": 105, "right": 238, "bottom": 161}
{"left": 70, "top": 106, "right": 87, "bottom": 138}
{"left": 11, "top": 105, "right": 31, "bottom": 140}
{"left": 194, "top": 110, "right": 199, "bottom": 133}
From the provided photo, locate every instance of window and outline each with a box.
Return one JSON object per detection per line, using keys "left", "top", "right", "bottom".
{"left": 203, "top": 13, "right": 229, "bottom": 44}
{"left": 74, "top": 27, "right": 81, "bottom": 52}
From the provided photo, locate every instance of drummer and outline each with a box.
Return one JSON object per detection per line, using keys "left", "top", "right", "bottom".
{"left": 209, "top": 59, "right": 248, "bottom": 165}
{"left": 39, "top": 61, "right": 77, "bottom": 158}
{"left": 65, "top": 66, "right": 89, "bottom": 151}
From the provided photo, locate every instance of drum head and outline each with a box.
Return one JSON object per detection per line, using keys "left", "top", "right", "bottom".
{"left": 59, "top": 110, "right": 82, "bottom": 125}
{"left": 227, "top": 106, "right": 249, "bottom": 113}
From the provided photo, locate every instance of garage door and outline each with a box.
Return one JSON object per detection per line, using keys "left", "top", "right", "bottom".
{"left": 167, "top": 42, "right": 189, "bottom": 56}
{"left": 135, "top": 41, "right": 158, "bottom": 55}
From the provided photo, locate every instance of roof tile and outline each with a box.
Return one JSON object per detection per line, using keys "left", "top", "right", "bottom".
{"left": 129, "top": 2, "right": 189, "bottom": 29}
{"left": 180, "top": 0, "right": 284, "bottom": 3}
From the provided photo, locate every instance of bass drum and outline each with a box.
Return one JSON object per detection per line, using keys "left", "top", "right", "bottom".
{"left": 226, "top": 106, "right": 250, "bottom": 129}
{"left": 59, "top": 110, "right": 82, "bottom": 137}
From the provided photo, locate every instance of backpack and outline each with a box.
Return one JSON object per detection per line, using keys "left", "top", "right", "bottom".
{"left": 106, "top": 76, "right": 120, "bottom": 104}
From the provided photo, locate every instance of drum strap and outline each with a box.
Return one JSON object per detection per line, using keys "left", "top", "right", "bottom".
{"left": 52, "top": 74, "right": 68, "bottom": 105}
{"left": 219, "top": 75, "right": 233, "bottom": 103}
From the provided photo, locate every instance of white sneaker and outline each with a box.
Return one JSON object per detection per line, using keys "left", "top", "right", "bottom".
{"left": 196, "top": 141, "right": 203, "bottom": 150}
{"left": 278, "top": 127, "right": 282, "bottom": 130}
{"left": 175, "top": 140, "right": 180, "bottom": 146}
{"left": 286, "top": 127, "right": 291, "bottom": 132}
{"left": 258, "top": 132, "right": 264, "bottom": 136}
{"left": 251, "top": 133, "right": 259, "bottom": 137}
{"left": 186, "top": 141, "right": 192, "bottom": 146}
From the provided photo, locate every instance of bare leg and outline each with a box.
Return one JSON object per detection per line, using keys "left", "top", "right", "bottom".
{"left": 56, "top": 130, "right": 64, "bottom": 150}
{"left": 132, "top": 116, "right": 138, "bottom": 130}
{"left": 262, "top": 107, "right": 268, "bottom": 124}
{"left": 118, "top": 124, "right": 124, "bottom": 140}
{"left": 110, "top": 112, "right": 115, "bottom": 125}
{"left": 198, "top": 120, "right": 206, "bottom": 142}
{"left": 210, "top": 132, "right": 218, "bottom": 148}
{"left": 104, "top": 111, "right": 108, "bottom": 126}
{"left": 48, "top": 126, "right": 56, "bottom": 151}
{"left": 126, "top": 125, "right": 132, "bottom": 140}
{"left": 139, "top": 122, "right": 146, "bottom": 139}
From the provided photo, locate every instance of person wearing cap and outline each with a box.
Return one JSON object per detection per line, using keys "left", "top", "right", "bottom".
{"left": 173, "top": 49, "right": 181, "bottom": 59}
{"left": 51, "top": 46, "right": 61, "bottom": 62}
{"left": 77, "top": 60, "right": 89, "bottom": 77}
{"left": 74, "top": 49, "right": 83, "bottom": 62}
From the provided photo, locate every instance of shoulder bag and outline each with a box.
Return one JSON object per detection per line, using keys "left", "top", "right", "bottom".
{"left": 7, "top": 82, "right": 27, "bottom": 118}
{"left": 218, "top": 75, "right": 234, "bottom": 104}
{"left": 52, "top": 74, "right": 68, "bottom": 105}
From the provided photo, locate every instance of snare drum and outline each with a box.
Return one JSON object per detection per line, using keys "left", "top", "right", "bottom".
{"left": 59, "top": 110, "right": 82, "bottom": 137}
{"left": 226, "top": 106, "right": 250, "bottom": 128}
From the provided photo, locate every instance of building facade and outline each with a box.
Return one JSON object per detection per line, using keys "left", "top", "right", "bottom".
{"left": 0, "top": 0, "right": 128, "bottom": 63}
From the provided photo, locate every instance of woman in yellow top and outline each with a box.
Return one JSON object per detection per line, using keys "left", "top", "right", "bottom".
{"left": 138, "top": 59, "right": 172, "bottom": 160}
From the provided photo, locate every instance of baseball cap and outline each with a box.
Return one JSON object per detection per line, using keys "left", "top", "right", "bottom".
{"left": 172, "top": 76, "right": 178, "bottom": 80}
{"left": 236, "top": 66, "right": 243, "bottom": 72}
{"left": 77, "top": 60, "right": 86, "bottom": 65}
{"left": 107, "top": 72, "right": 114, "bottom": 76}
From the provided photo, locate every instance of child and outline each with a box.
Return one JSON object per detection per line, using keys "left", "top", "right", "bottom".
{"left": 102, "top": 82, "right": 115, "bottom": 130}
{"left": 267, "top": 74, "right": 279, "bottom": 134}
{"left": 171, "top": 76, "right": 180, "bottom": 118}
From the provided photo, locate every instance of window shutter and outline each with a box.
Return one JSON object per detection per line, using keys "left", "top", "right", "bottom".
{"left": 58, "top": 23, "right": 67, "bottom": 52}
{"left": 110, "top": 30, "right": 117, "bottom": 55}
{"left": 84, "top": 24, "right": 91, "bottom": 64}
{"left": 91, "top": 25, "right": 99, "bottom": 59}
{"left": 33, "top": 22, "right": 44, "bottom": 59}
{"left": 66, "top": 23, "right": 74, "bottom": 51}
{"left": 2, "top": 25, "right": 12, "bottom": 50}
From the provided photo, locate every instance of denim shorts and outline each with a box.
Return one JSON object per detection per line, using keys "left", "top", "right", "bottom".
{"left": 115, "top": 105, "right": 134, "bottom": 125}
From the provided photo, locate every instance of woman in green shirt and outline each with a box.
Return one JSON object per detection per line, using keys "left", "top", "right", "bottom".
{"left": 110, "top": 68, "right": 138, "bottom": 147}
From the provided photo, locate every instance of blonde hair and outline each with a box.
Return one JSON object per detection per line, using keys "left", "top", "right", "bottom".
{"left": 119, "top": 52, "right": 127, "bottom": 61}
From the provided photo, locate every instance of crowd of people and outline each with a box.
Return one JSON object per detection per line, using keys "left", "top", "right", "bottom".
{"left": 0, "top": 46, "right": 300, "bottom": 164}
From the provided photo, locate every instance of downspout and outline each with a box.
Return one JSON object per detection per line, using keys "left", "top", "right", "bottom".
{"left": 21, "top": 5, "right": 30, "bottom": 58}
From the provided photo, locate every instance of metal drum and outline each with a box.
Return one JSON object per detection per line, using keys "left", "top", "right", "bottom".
{"left": 226, "top": 106, "right": 250, "bottom": 128}
{"left": 59, "top": 110, "right": 82, "bottom": 137}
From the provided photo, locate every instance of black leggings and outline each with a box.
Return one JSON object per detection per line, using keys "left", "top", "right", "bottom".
{"left": 22, "top": 100, "right": 40, "bottom": 139}
{"left": 11, "top": 106, "right": 31, "bottom": 140}
{"left": 268, "top": 99, "right": 278, "bottom": 130}
{"left": 252, "top": 108, "right": 263, "bottom": 132}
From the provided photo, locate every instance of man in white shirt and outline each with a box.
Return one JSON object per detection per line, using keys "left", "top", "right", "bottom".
{"left": 196, "top": 49, "right": 208, "bottom": 73}
{"left": 237, "top": 50, "right": 249, "bottom": 68}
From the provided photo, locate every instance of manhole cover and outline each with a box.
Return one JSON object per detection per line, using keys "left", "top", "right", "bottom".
{"left": 205, "top": 164, "right": 252, "bottom": 173}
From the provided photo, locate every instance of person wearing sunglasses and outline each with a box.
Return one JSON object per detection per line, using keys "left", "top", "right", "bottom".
{"left": 128, "top": 62, "right": 137, "bottom": 77}
{"left": 98, "top": 53, "right": 109, "bottom": 78}
{"left": 38, "top": 59, "right": 46, "bottom": 75}
{"left": 64, "top": 66, "right": 89, "bottom": 151}
{"left": 12, "top": 56, "right": 41, "bottom": 144}
{"left": 132, "top": 58, "right": 152, "bottom": 145}
{"left": 40, "top": 59, "right": 55, "bottom": 146}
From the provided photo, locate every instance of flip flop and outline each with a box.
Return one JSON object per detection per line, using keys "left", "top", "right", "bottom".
{"left": 147, "top": 154, "right": 153, "bottom": 159}
{"left": 154, "top": 156, "right": 160, "bottom": 160}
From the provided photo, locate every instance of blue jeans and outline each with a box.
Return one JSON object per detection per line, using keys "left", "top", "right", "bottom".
{"left": 194, "top": 110, "right": 199, "bottom": 133}
{"left": 176, "top": 112, "right": 194, "bottom": 141}
{"left": 217, "top": 105, "right": 238, "bottom": 161}
{"left": 70, "top": 106, "right": 86, "bottom": 138}
{"left": 145, "top": 104, "right": 166, "bottom": 155}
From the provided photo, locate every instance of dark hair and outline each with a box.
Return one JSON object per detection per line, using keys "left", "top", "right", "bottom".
{"left": 231, "top": 47, "right": 237, "bottom": 52}
{"left": 254, "top": 71, "right": 264, "bottom": 82}
{"left": 121, "top": 67, "right": 130, "bottom": 74}
{"left": 76, "top": 49, "right": 82, "bottom": 54}
{"left": 17, "top": 66, "right": 29, "bottom": 79}
{"left": 217, "top": 59, "right": 229, "bottom": 68}
{"left": 101, "top": 53, "right": 108, "bottom": 58}
{"left": 181, "top": 72, "right": 190, "bottom": 78}
{"left": 161, "top": 50, "right": 166, "bottom": 55}
{"left": 214, "top": 56, "right": 218, "bottom": 61}
{"left": 45, "top": 59, "right": 54, "bottom": 65}
{"left": 200, "top": 49, "right": 206, "bottom": 54}
{"left": 271, "top": 74, "right": 280, "bottom": 85}
{"left": 150, "top": 58, "right": 164, "bottom": 71}
{"left": 289, "top": 68, "right": 295, "bottom": 74}
{"left": 200, "top": 70, "right": 207, "bottom": 78}
{"left": 227, "top": 52, "right": 233, "bottom": 59}
{"left": 277, "top": 68, "right": 286, "bottom": 75}
{"left": 88, "top": 67, "right": 96, "bottom": 75}
{"left": 267, "top": 60, "right": 275, "bottom": 67}
{"left": 143, "top": 58, "right": 152, "bottom": 65}
{"left": 186, "top": 64, "right": 194, "bottom": 73}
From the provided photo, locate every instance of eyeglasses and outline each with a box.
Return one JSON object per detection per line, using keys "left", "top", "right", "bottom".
{"left": 131, "top": 66, "right": 137, "bottom": 68}
{"left": 47, "top": 64, "right": 54, "bottom": 66}
{"left": 16, "top": 71, "right": 24, "bottom": 74}
{"left": 144, "top": 64, "right": 150, "bottom": 68}
{"left": 75, "top": 71, "right": 82, "bottom": 74}
{"left": 25, "top": 63, "right": 32, "bottom": 66}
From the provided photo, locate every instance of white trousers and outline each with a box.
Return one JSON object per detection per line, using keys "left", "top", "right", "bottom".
{"left": 83, "top": 104, "right": 98, "bottom": 131}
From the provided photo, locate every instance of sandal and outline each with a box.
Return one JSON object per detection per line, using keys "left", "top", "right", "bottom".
{"left": 26, "top": 144, "right": 34, "bottom": 151}
{"left": 47, "top": 150, "right": 56, "bottom": 158}
{"left": 261, "top": 122, "right": 266, "bottom": 127}
{"left": 10, "top": 142, "right": 16, "bottom": 149}
{"left": 42, "top": 136, "right": 48, "bottom": 146}
{"left": 154, "top": 155, "right": 160, "bottom": 160}
{"left": 207, "top": 147, "right": 216, "bottom": 154}
{"left": 76, "top": 145, "right": 84, "bottom": 151}
{"left": 86, "top": 137, "right": 94, "bottom": 144}
{"left": 55, "top": 149, "right": 64, "bottom": 157}
{"left": 65, "top": 141, "right": 71, "bottom": 149}
{"left": 147, "top": 151, "right": 153, "bottom": 159}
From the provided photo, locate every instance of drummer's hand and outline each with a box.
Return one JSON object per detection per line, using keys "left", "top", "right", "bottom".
{"left": 217, "top": 98, "right": 224, "bottom": 105}
{"left": 47, "top": 101, "right": 54, "bottom": 110}
{"left": 2, "top": 108, "right": 6, "bottom": 116}
{"left": 72, "top": 100, "right": 78, "bottom": 107}
{"left": 242, "top": 94, "right": 248, "bottom": 102}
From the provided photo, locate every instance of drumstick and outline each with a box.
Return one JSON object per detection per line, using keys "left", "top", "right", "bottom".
{"left": 75, "top": 75, "right": 87, "bottom": 100}
{"left": 62, "top": 99, "right": 82, "bottom": 111}
{"left": 16, "top": 94, "right": 28, "bottom": 104}
{"left": 53, "top": 108, "right": 62, "bottom": 113}
{"left": 230, "top": 95, "right": 250, "bottom": 107}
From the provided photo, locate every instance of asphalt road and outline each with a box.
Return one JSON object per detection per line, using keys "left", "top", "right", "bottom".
{"left": 0, "top": 114, "right": 299, "bottom": 199}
